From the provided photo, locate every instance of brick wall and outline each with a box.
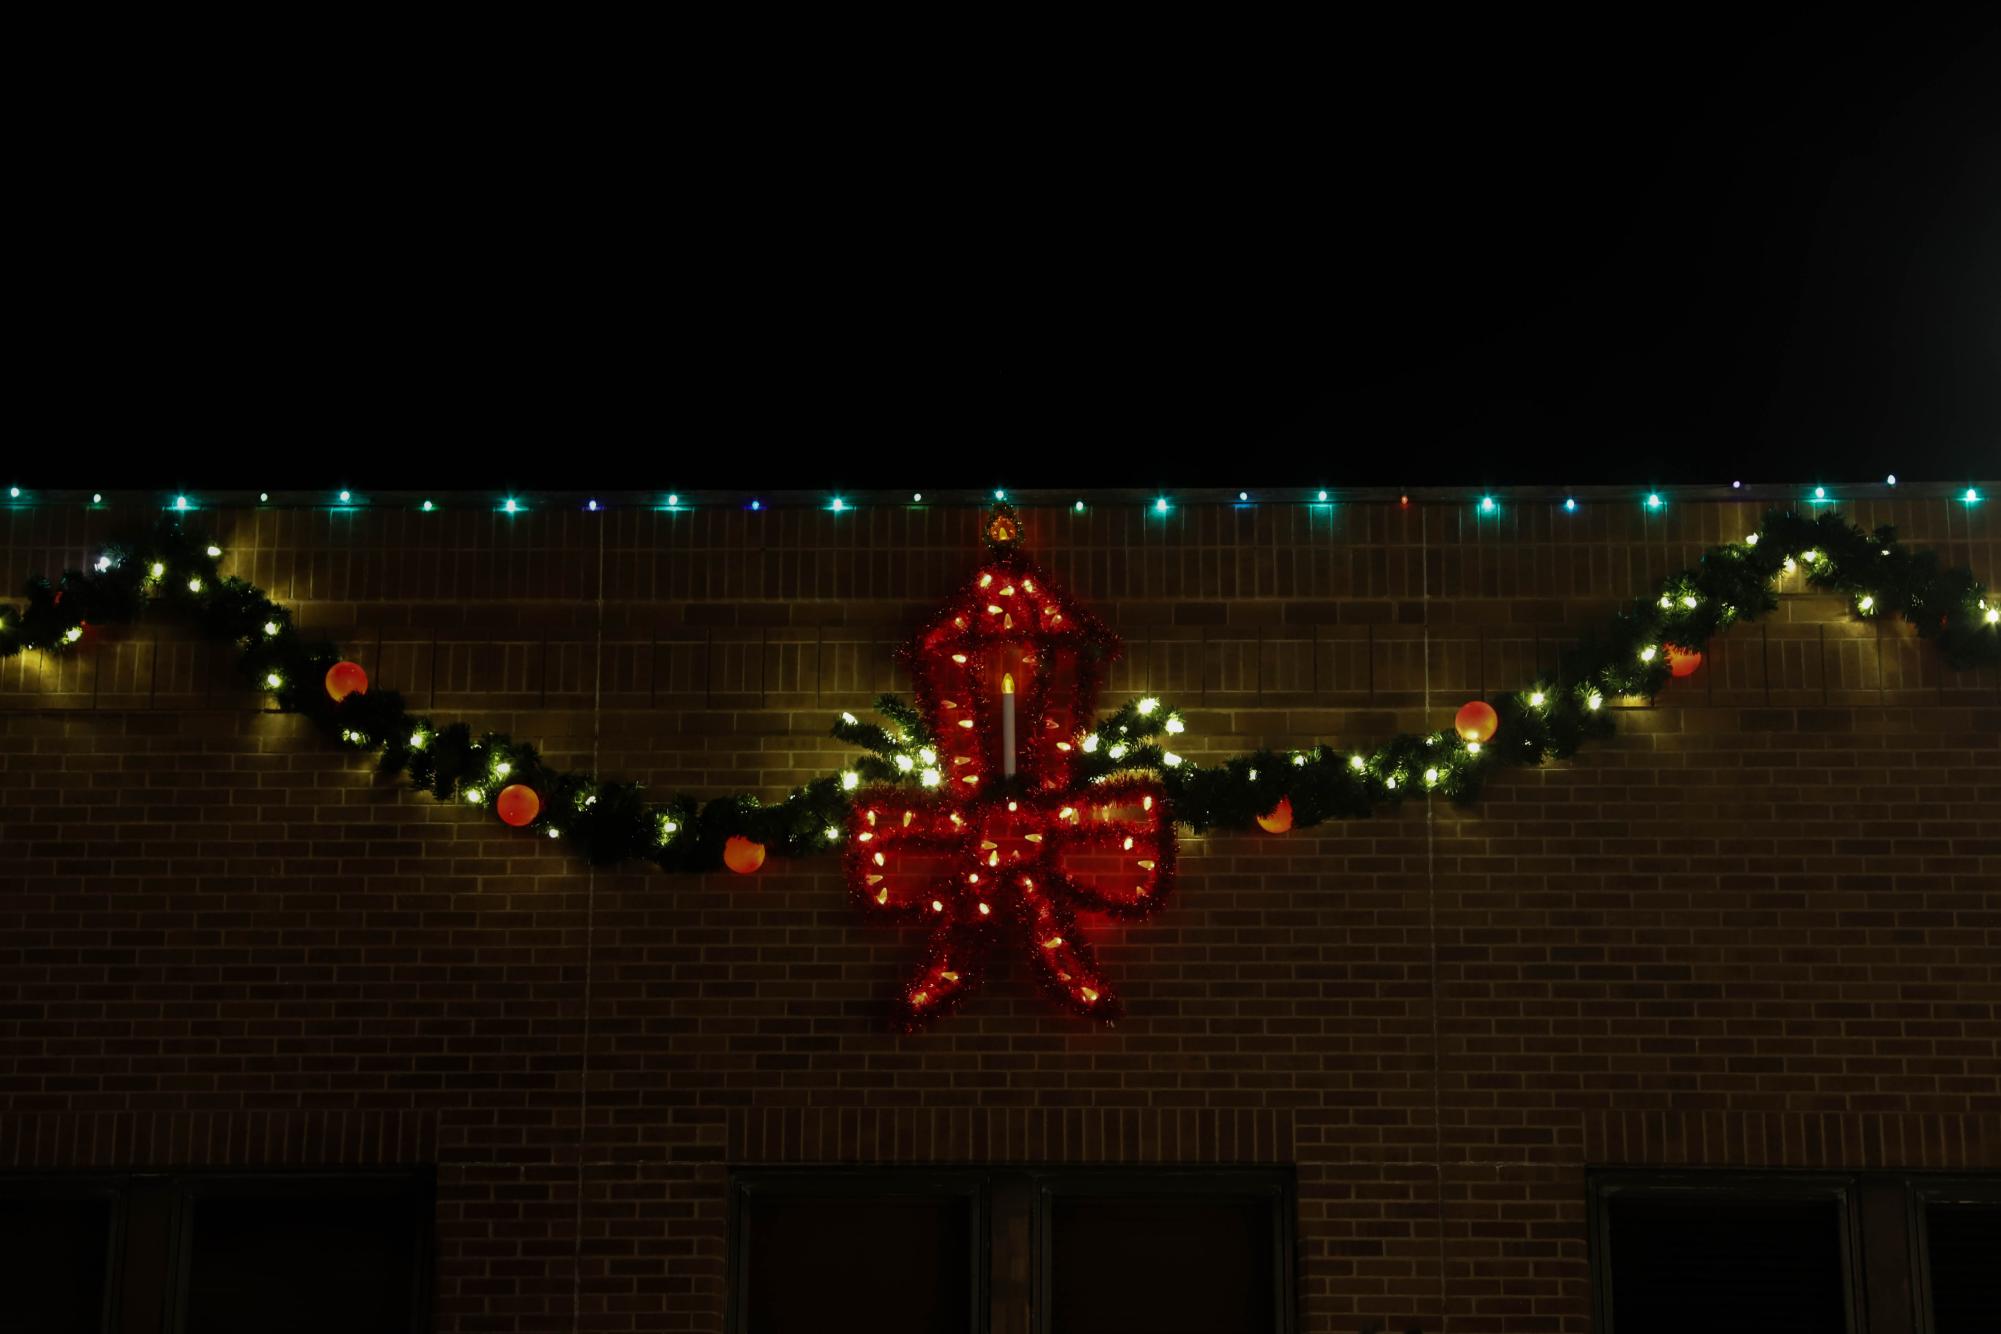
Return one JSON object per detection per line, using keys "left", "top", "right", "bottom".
{"left": 2, "top": 491, "right": 1997, "bottom": 1332}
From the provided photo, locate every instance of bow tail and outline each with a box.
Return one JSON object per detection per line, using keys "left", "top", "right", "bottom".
{"left": 892, "top": 918, "right": 992, "bottom": 1031}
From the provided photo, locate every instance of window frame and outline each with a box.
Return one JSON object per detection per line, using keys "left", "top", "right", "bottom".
{"left": 1587, "top": 1168, "right": 1865, "bottom": 1334}
{"left": 0, "top": 1169, "right": 434, "bottom": 1334}
{"left": 725, "top": 1167, "right": 993, "bottom": 1334}
{"left": 1910, "top": 1173, "right": 2001, "bottom": 1334}
{"left": 1031, "top": 1166, "right": 1298, "bottom": 1334}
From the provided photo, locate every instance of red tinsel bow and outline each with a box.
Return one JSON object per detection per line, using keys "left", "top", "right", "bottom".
{"left": 845, "top": 535, "right": 1176, "bottom": 1027}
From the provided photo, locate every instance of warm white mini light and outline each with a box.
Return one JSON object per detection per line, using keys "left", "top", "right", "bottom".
{"left": 841, "top": 771, "right": 860, "bottom": 791}
{"left": 920, "top": 768, "right": 941, "bottom": 787}
{"left": 64, "top": 626, "right": 84, "bottom": 643}
{"left": 265, "top": 672, "right": 282, "bottom": 688}
{"left": 187, "top": 577, "right": 202, "bottom": 593}
{"left": 205, "top": 545, "right": 222, "bottom": 557}
{"left": 1587, "top": 692, "right": 1604, "bottom": 711}
{"left": 1424, "top": 767, "right": 1440, "bottom": 784}
{"left": 1081, "top": 735, "right": 1099, "bottom": 753}
{"left": 1639, "top": 646, "right": 1657, "bottom": 663}
{"left": 1107, "top": 742, "right": 1128, "bottom": 760}
{"left": 1137, "top": 697, "right": 1159, "bottom": 715}
{"left": 1162, "top": 752, "right": 1183, "bottom": 767}
{"left": 894, "top": 754, "right": 914, "bottom": 772}
{"left": 1349, "top": 755, "right": 1366, "bottom": 771}
{"left": 1528, "top": 691, "right": 1546, "bottom": 707}
{"left": 1164, "top": 716, "right": 1185, "bottom": 734}
{"left": 263, "top": 621, "right": 280, "bottom": 637}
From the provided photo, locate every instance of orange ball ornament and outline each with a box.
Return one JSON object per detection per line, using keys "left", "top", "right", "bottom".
{"left": 324, "top": 660, "right": 369, "bottom": 701}
{"left": 1255, "top": 796, "right": 1294, "bottom": 834}
{"left": 1667, "top": 644, "right": 1703, "bottom": 678}
{"left": 1454, "top": 699, "right": 1498, "bottom": 743}
{"left": 496, "top": 784, "right": 541, "bottom": 828}
{"left": 723, "top": 835, "right": 767, "bottom": 875}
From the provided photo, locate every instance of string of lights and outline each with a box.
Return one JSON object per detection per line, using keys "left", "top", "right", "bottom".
{"left": 0, "top": 505, "right": 1993, "bottom": 877}
{"left": 0, "top": 482, "right": 1986, "bottom": 514}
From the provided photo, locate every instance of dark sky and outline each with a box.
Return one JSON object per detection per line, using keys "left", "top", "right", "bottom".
{"left": 19, "top": 14, "right": 1999, "bottom": 491}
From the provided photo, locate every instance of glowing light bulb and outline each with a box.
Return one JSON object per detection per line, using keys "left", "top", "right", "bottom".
{"left": 1238, "top": 491, "right": 1249, "bottom": 502}
{"left": 64, "top": 626, "right": 83, "bottom": 643}
{"left": 841, "top": 771, "right": 860, "bottom": 791}
{"left": 1803, "top": 549, "right": 1819, "bottom": 563}
{"left": 94, "top": 556, "right": 111, "bottom": 572}
{"left": 1813, "top": 486, "right": 1826, "bottom": 500}
{"left": 148, "top": 562, "right": 165, "bottom": 579}
{"left": 464, "top": 787, "right": 484, "bottom": 804}
{"left": 661, "top": 818, "right": 678, "bottom": 836}
{"left": 493, "top": 760, "right": 511, "bottom": 778}
{"left": 1660, "top": 595, "right": 1673, "bottom": 609}
{"left": 174, "top": 495, "right": 189, "bottom": 511}
{"left": 1528, "top": 690, "right": 1546, "bottom": 707}
{"left": 1164, "top": 716, "right": 1185, "bottom": 734}
{"left": 263, "top": 621, "right": 280, "bottom": 637}
{"left": 1645, "top": 493, "right": 1662, "bottom": 509}
{"left": 994, "top": 488, "right": 1006, "bottom": 501}
{"left": 338, "top": 490, "right": 351, "bottom": 503}
{"left": 1107, "top": 742, "right": 1128, "bottom": 760}
{"left": 830, "top": 497, "right": 845, "bottom": 511}
{"left": 1640, "top": 646, "right": 1657, "bottom": 663}
{"left": 1885, "top": 474, "right": 1896, "bottom": 485}
{"left": 1081, "top": 735, "right": 1099, "bottom": 753}
{"left": 1424, "top": 767, "right": 1440, "bottom": 785}
{"left": 1857, "top": 595, "right": 1874, "bottom": 612}
{"left": 1681, "top": 594, "right": 1698, "bottom": 608}
{"left": 205, "top": 545, "right": 222, "bottom": 557}
{"left": 1350, "top": 754, "right": 1366, "bottom": 771}
{"left": 1479, "top": 496, "right": 1496, "bottom": 513}
{"left": 7, "top": 486, "right": 17, "bottom": 498}
{"left": 587, "top": 500, "right": 599, "bottom": 511}
{"left": 1385, "top": 775, "right": 1398, "bottom": 790}
{"left": 1986, "top": 607, "right": 1999, "bottom": 625}
{"left": 1317, "top": 490, "right": 1329, "bottom": 502}
{"left": 503, "top": 498, "right": 519, "bottom": 513}
{"left": 409, "top": 731, "right": 428, "bottom": 748}
{"left": 1137, "top": 697, "right": 1159, "bottom": 716}
{"left": 547, "top": 827, "right": 561, "bottom": 838}
{"left": 259, "top": 492, "right": 270, "bottom": 502}
{"left": 920, "top": 768, "right": 941, "bottom": 786}
{"left": 1965, "top": 488, "right": 1982, "bottom": 503}
{"left": 265, "top": 672, "right": 283, "bottom": 689}
{"left": 1162, "top": 752, "right": 1183, "bottom": 767}
{"left": 1745, "top": 533, "right": 1759, "bottom": 546}
{"left": 1587, "top": 692, "right": 1604, "bottom": 711}
{"left": 92, "top": 493, "right": 103, "bottom": 504}
{"left": 1466, "top": 741, "right": 1481, "bottom": 755}
{"left": 186, "top": 577, "right": 202, "bottom": 592}
{"left": 1563, "top": 497, "right": 1577, "bottom": 512}
{"left": 422, "top": 500, "right": 434, "bottom": 512}
{"left": 840, "top": 711, "right": 858, "bottom": 725}
{"left": 750, "top": 500, "right": 761, "bottom": 510}
{"left": 825, "top": 825, "right": 842, "bottom": 841}
{"left": 912, "top": 492, "right": 922, "bottom": 503}
{"left": 1154, "top": 497, "right": 1169, "bottom": 513}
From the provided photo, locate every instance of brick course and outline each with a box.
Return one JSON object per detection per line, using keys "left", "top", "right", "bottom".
{"left": 2, "top": 492, "right": 1997, "bottom": 1331}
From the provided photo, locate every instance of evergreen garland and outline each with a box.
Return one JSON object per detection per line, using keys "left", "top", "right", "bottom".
{"left": 1, "top": 508, "right": 1993, "bottom": 871}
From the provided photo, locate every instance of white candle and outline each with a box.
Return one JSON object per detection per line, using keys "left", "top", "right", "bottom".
{"left": 1001, "top": 672, "right": 1016, "bottom": 777}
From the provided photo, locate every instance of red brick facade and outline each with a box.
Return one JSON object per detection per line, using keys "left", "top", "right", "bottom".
{"left": 3, "top": 490, "right": 1997, "bottom": 1331}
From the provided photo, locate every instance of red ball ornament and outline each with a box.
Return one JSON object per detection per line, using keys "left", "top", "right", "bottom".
{"left": 723, "top": 835, "right": 767, "bottom": 875}
{"left": 496, "top": 784, "right": 541, "bottom": 828}
{"left": 1255, "top": 796, "right": 1294, "bottom": 834}
{"left": 1667, "top": 644, "right": 1703, "bottom": 678}
{"left": 1454, "top": 700, "right": 1498, "bottom": 743}
{"left": 324, "top": 660, "right": 369, "bottom": 701}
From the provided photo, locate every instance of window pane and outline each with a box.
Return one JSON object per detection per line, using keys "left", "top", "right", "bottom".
{"left": 0, "top": 1195, "right": 113, "bottom": 1334}
{"left": 182, "top": 1192, "right": 422, "bottom": 1334}
{"left": 1606, "top": 1195, "right": 1846, "bottom": 1334}
{"left": 1927, "top": 1202, "right": 2001, "bottom": 1334}
{"left": 1049, "top": 1193, "right": 1276, "bottom": 1334}
{"left": 740, "top": 1192, "right": 974, "bottom": 1334}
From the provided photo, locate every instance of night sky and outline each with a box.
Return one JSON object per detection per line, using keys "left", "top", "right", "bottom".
{"left": 20, "top": 15, "right": 1999, "bottom": 491}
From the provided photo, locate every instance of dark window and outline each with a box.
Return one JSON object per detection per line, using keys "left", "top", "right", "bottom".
{"left": 1043, "top": 1178, "right": 1288, "bottom": 1334}
{"left": 1601, "top": 1191, "right": 1849, "bottom": 1334}
{"left": 729, "top": 1172, "right": 985, "bottom": 1334}
{"left": 0, "top": 1173, "right": 431, "bottom": 1334}
{"left": 180, "top": 1183, "right": 428, "bottom": 1334}
{"left": 1922, "top": 1194, "right": 2001, "bottom": 1334}
{"left": 727, "top": 1168, "right": 1296, "bottom": 1334}
{"left": 0, "top": 1188, "right": 116, "bottom": 1334}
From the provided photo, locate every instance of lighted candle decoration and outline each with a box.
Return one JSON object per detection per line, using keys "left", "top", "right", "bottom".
{"left": 1002, "top": 671, "right": 1016, "bottom": 777}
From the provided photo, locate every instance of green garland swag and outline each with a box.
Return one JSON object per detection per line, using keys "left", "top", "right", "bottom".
{"left": 1, "top": 509, "right": 1994, "bottom": 871}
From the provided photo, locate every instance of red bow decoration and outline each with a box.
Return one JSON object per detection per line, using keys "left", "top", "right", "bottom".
{"left": 845, "top": 506, "right": 1176, "bottom": 1027}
